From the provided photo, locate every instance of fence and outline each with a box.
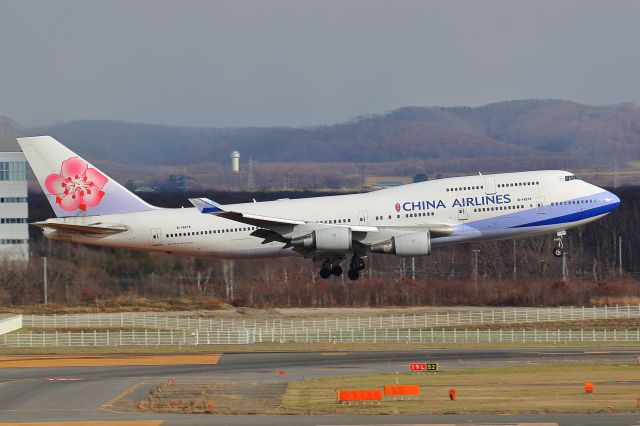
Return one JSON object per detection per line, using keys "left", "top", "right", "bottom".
{"left": 21, "top": 305, "right": 640, "bottom": 332}
{"left": 2, "top": 328, "right": 640, "bottom": 347}
{"left": 1, "top": 329, "right": 251, "bottom": 347}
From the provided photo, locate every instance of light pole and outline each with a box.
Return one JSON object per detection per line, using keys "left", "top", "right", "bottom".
{"left": 42, "top": 256, "right": 48, "bottom": 304}
{"left": 472, "top": 249, "right": 480, "bottom": 283}
{"left": 411, "top": 256, "right": 416, "bottom": 281}
{"left": 513, "top": 240, "right": 517, "bottom": 280}
{"left": 619, "top": 236, "right": 623, "bottom": 277}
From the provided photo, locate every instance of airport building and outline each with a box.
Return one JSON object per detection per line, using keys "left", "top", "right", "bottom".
{"left": 0, "top": 152, "right": 28, "bottom": 261}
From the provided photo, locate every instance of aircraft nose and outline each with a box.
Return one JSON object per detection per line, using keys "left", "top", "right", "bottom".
{"left": 605, "top": 191, "right": 621, "bottom": 210}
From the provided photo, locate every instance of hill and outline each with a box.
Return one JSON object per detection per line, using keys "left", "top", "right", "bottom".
{"left": 2, "top": 99, "right": 640, "bottom": 188}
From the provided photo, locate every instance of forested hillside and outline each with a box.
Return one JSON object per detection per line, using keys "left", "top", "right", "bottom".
{"left": 2, "top": 99, "right": 639, "bottom": 189}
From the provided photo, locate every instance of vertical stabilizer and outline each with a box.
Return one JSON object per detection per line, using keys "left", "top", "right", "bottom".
{"left": 17, "top": 136, "right": 156, "bottom": 217}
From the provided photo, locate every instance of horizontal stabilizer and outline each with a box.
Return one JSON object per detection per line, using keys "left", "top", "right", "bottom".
{"left": 32, "top": 221, "right": 128, "bottom": 235}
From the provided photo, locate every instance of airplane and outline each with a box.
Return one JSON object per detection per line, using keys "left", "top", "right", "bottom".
{"left": 18, "top": 136, "right": 620, "bottom": 281}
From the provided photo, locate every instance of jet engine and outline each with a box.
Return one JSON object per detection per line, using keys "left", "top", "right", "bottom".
{"left": 370, "top": 232, "right": 431, "bottom": 256}
{"left": 291, "top": 227, "right": 352, "bottom": 252}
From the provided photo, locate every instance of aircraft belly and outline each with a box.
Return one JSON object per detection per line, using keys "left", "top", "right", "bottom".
{"left": 213, "top": 245, "right": 298, "bottom": 259}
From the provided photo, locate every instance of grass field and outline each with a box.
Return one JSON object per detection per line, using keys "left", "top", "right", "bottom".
{"left": 282, "top": 364, "right": 640, "bottom": 414}
{"left": 3, "top": 341, "right": 640, "bottom": 356}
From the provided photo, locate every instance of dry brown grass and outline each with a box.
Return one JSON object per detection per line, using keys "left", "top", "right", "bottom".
{"left": 589, "top": 296, "right": 640, "bottom": 306}
{"left": 283, "top": 363, "right": 640, "bottom": 414}
{"left": 2, "top": 341, "right": 640, "bottom": 356}
{"left": 0, "top": 297, "right": 230, "bottom": 314}
{"left": 453, "top": 317, "right": 640, "bottom": 330}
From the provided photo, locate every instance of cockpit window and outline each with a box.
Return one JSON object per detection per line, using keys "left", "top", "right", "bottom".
{"left": 565, "top": 175, "right": 582, "bottom": 181}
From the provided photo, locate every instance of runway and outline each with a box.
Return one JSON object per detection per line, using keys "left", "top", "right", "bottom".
{"left": 0, "top": 347, "right": 638, "bottom": 425}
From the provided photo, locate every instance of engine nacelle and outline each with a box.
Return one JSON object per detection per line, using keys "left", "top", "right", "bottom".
{"left": 370, "top": 232, "right": 431, "bottom": 256}
{"left": 291, "top": 227, "right": 352, "bottom": 252}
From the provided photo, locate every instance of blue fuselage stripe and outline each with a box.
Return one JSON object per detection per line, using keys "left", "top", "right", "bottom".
{"left": 513, "top": 202, "right": 619, "bottom": 228}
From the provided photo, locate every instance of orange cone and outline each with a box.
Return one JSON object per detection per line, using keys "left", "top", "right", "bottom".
{"left": 584, "top": 382, "right": 594, "bottom": 393}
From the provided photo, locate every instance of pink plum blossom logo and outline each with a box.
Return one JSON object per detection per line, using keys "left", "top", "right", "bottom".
{"left": 45, "top": 157, "right": 108, "bottom": 212}
{"left": 395, "top": 203, "right": 401, "bottom": 212}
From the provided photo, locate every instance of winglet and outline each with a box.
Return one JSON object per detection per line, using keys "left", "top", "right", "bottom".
{"left": 188, "top": 198, "right": 225, "bottom": 214}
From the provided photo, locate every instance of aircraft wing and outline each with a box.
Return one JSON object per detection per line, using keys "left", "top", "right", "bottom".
{"left": 32, "top": 221, "right": 128, "bottom": 236}
{"left": 189, "top": 197, "right": 378, "bottom": 230}
{"left": 189, "top": 197, "right": 304, "bottom": 226}
{"left": 188, "top": 197, "right": 453, "bottom": 241}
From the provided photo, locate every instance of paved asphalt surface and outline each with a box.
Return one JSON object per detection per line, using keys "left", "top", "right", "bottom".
{"left": 0, "top": 347, "right": 638, "bottom": 425}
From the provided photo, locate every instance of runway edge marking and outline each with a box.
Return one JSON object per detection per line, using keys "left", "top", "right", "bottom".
{"left": 100, "top": 382, "right": 143, "bottom": 411}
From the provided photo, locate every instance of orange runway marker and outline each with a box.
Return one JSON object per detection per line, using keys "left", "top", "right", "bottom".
{"left": 0, "top": 422, "right": 163, "bottom": 426}
{"left": 584, "top": 381, "right": 594, "bottom": 393}
{"left": 0, "top": 354, "right": 221, "bottom": 368}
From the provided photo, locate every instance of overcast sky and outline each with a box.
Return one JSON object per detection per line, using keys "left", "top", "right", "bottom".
{"left": 1, "top": 0, "right": 639, "bottom": 127}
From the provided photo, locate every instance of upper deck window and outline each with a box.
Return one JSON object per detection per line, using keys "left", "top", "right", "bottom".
{"left": 565, "top": 175, "right": 582, "bottom": 181}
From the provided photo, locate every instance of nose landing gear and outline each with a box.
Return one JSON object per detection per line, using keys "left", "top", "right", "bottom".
{"left": 553, "top": 230, "right": 566, "bottom": 257}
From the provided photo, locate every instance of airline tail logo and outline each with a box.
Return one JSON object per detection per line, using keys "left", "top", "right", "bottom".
{"left": 45, "top": 157, "right": 107, "bottom": 212}
{"left": 18, "top": 135, "right": 156, "bottom": 218}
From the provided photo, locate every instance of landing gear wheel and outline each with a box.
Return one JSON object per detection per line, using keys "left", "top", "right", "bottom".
{"left": 350, "top": 255, "right": 366, "bottom": 271}
{"left": 553, "top": 231, "right": 566, "bottom": 258}
{"left": 331, "top": 265, "right": 343, "bottom": 276}
{"left": 347, "top": 254, "right": 364, "bottom": 281}
{"left": 320, "top": 260, "right": 332, "bottom": 279}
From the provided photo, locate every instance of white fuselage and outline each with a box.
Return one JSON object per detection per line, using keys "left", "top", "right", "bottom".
{"left": 40, "top": 170, "right": 620, "bottom": 258}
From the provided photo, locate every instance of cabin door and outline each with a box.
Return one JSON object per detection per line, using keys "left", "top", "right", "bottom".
{"left": 484, "top": 177, "right": 496, "bottom": 195}
{"left": 536, "top": 196, "right": 547, "bottom": 214}
{"left": 358, "top": 210, "right": 369, "bottom": 225}
{"left": 151, "top": 228, "right": 163, "bottom": 246}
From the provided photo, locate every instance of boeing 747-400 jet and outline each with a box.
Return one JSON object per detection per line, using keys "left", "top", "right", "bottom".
{"left": 18, "top": 136, "right": 620, "bottom": 280}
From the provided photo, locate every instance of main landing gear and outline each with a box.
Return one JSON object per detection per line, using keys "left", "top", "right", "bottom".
{"left": 347, "top": 255, "right": 366, "bottom": 281}
{"left": 553, "top": 230, "right": 566, "bottom": 257}
{"left": 318, "top": 254, "right": 366, "bottom": 281}
{"left": 320, "top": 258, "right": 343, "bottom": 279}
